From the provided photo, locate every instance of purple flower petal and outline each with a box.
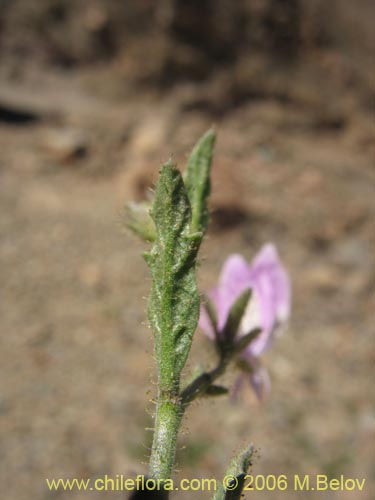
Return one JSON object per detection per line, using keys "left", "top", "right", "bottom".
{"left": 250, "top": 243, "right": 291, "bottom": 324}
{"left": 219, "top": 254, "right": 253, "bottom": 302}
{"left": 199, "top": 254, "right": 253, "bottom": 335}
{"left": 243, "top": 243, "right": 291, "bottom": 356}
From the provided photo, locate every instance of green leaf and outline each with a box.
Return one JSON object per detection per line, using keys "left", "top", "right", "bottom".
{"left": 184, "top": 129, "right": 216, "bottom": 234}
{"left": 146, "top": 161, "right": 203, "bottom": 392}
{"left": 212, "top": 444, "right": 254, "bottom": 500}
{"left": 123, "top": 201, "right": 156, "bottom": 242}
{"left": 234, "top": 328, "right": 262, "bottom": 354}
{"left": 222, "top": 289, "right": 252, "bottom": 346}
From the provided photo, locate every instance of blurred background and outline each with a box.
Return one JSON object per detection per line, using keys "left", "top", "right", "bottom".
{"left": 0, "top": 1, "right": 374, "bottom": 499}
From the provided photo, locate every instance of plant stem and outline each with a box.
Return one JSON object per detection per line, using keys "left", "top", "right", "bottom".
{"left": 149, "top": 354, "right": 231, "bottom": 481}
{"left": 149, "top": 389, "right": 183, "bottom": 481}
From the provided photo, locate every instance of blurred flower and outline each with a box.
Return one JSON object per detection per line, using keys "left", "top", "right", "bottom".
{"left": 199, "top": 243, "right": 291, "bottom": 399}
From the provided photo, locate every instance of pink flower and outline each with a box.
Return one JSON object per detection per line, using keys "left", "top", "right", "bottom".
{"left": 199, "top": 243, "right": 291, "bottom": 399}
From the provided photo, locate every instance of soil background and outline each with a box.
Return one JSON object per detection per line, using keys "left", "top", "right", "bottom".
{"left": 0, "top": 1, "right": 374, "bottom": 499}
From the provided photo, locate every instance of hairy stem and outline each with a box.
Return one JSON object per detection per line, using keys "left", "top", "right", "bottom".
{"left": 149, "top": 389, "right": 183, "bottom": 480}
{"left": 149, "top": 353, "right": 230, "bottom": 480}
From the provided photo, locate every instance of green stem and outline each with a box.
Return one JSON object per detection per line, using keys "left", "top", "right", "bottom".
{"left": 149, "top": 354, "right": 231, "bottom": 481}
{"left": 149, "top": 389, "right": 183, "bottom": 481}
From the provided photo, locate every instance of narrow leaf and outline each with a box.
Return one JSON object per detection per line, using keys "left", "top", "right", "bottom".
{"left": 222, "top": 289, "right": 252, "bottom": 345}
{"left": 205, "top": 385, "right": 229, "bottom": 397}
{"left": 234, "top": 328, "right": 262, "bottom": 354}
{"left": 184, "top": 129, "right": 216, "bottom": 234}
{"left": 146, "top": 161, "right": 203, "bottom": 391}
